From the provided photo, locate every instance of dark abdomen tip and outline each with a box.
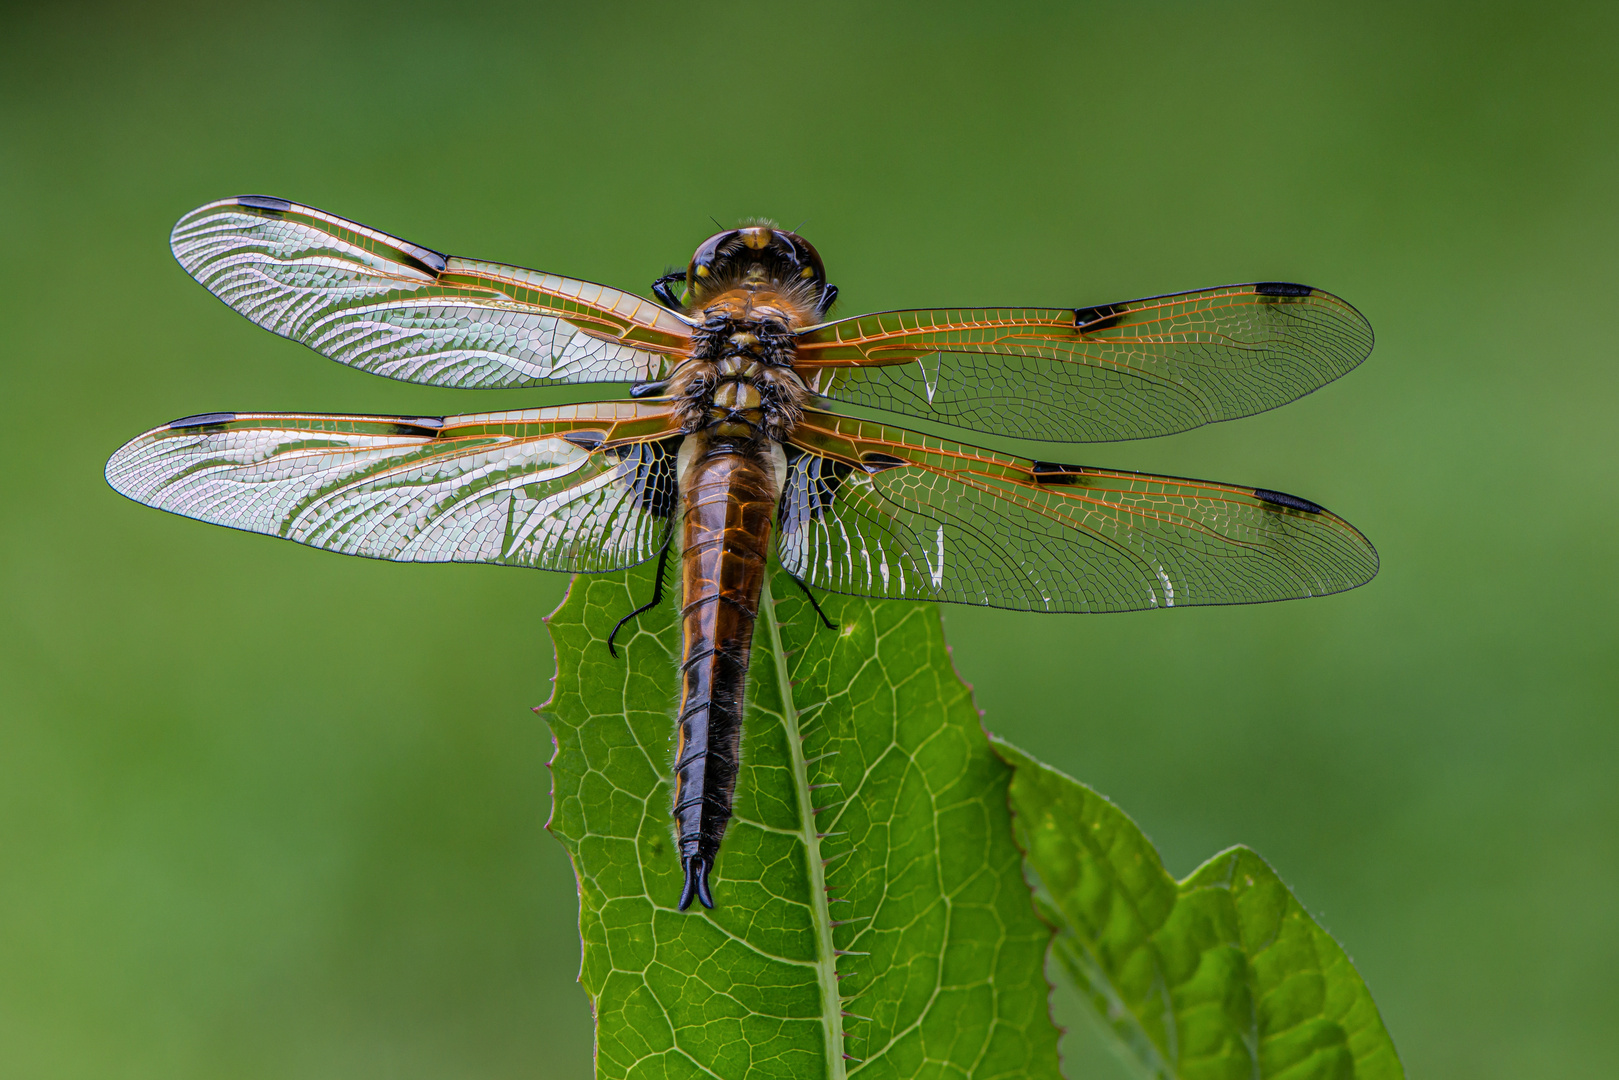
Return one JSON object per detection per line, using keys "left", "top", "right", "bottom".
{"left": 678, "top": 855, "right": 715, "bottom": 911}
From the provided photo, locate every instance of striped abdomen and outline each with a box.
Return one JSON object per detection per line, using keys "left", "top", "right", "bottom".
{"left": 672, "top": 435, "right": 781, "bottom": 910}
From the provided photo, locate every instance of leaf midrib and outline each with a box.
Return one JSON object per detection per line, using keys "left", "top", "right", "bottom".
{"left": 759, "top": 575, "right": 848, "bottom": 1080}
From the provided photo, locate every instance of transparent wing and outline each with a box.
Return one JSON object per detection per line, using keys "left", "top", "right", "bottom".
{"left": 794, "top": 283, "right": 1372, "bottom": 443}
{"left": 105, "top": 402, "right": 683, "bottom": 571}
{"left": 171, "top": 196, "right": 694, "bottom": 388}
{"left": 778, "top": 410, "right": 1377, "bottom": 613}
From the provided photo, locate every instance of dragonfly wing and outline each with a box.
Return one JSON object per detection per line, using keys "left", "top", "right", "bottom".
{"left": 171, "top": 196, "right": 693, "bottom": 389}
{"left": 794, "top": 283, "right": 1372, "bottom": 443}
{"left": 778, "top": 410, "right": 1377, "bottom": 613}
{"left": 106, "top": 402, "right": 683, "bottom": 571}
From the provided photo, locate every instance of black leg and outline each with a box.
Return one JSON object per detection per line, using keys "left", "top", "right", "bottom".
{"left": 608, "top": 539, "right": 673, "bottom": 657}
{"left": 785, "top": 574, "right": 837, "bottom": 631}
{"left": 651, "top": 270, "right": 688, "bottom": 309}
{"left": 818, "top": 283, "right": 839, "bottom": 316}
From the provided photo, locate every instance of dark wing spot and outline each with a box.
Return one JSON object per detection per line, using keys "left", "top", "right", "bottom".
{"left": 235, "top": 195, "right": 291, "bottom": 213}
{"left": 392, "top": 417, "right": 444, "bottom": 436}
{"left": 1253, "top": 488, "right": 1324, "bottom": 514}
{"left": 1073, "top": 302, "right": 1127, "bottom": 331}
{"left": 779, "top": 445, "right": 854, "bottom": 529}
{"left": 562, "top": 430, "right": 606, "bottom": 451}
{"left": 860, "top": 452, "right": 908, "bottom": 474}
{"left": 1031, "top": 460, "right": 1087, "bottom": 485}
{"left": 168, "top": 412, "right": 236, "bottom": 429}
{"left": 607, "top": 436, "right": 681, "bottom": 517}
{"left": 1253, "top": 282, "right": 1313, "bottom": 298}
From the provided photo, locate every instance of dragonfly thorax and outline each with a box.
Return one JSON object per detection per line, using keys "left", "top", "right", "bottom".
{"left": 671, "top": 308, "right": 809, "bottom": 441}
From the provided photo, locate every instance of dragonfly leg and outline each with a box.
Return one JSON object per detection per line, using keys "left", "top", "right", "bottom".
{"left": 785, "top": 574, "right": 837, "bottom": 631}
{"left": 818, "top": 282, "right": 839, "bottom": 315}
{"left": 608, "top": 539, "right": 673, "bottom": 658}
{"left": 651, "top": 270, "right": 687, "bottom": 309}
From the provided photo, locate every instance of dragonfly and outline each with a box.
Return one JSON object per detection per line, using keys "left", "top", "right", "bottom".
{"left": 106, "top": 196, "right": 1378, "bottom": 911}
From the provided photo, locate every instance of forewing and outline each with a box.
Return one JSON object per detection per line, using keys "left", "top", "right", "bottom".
{"left": 794, "top": 283, "right": 1372, "bottom": 442}
{"left": 170, "top": 196, "right": 693, "bottom": 388}
{"left": 778, "top": 410, "right": 1377, "bottom": 613}
{"left": 105, "top": 402, "right": 683, "bottom": 571}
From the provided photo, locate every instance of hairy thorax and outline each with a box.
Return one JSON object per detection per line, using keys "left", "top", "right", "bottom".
{"left": 669, "top": 287, "right": 813, "bottom": 443}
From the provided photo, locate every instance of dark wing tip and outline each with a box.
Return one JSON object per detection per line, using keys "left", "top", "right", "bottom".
{"left": 1253, "top": 487, "right": 1325, "bottom": 514}
{"left": 168, "top": 411, "right": 236, "bottom": 429}
{"left": 1252, "top": 281, "right": 1315, "bottom": 298}
{"left": 233, "top": 194, "right": 292, "bottom": 213}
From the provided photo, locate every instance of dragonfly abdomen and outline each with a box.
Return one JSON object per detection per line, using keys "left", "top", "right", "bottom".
{"left": 672, "top": 434, "right": 782, "bottom": 910}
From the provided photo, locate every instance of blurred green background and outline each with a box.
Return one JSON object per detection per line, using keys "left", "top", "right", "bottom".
{"left": 3, "top": 1, "right": 1615, "bottom": 1076}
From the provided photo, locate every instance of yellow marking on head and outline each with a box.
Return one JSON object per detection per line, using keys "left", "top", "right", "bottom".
{"left": 800, "top": 266, "right": 816, "bottom": 279}
{"left": 694, "top": 264, "right": 709, "bottom": 278}
{"left": 741, "top": 226, "right": 773, "bottom": 250}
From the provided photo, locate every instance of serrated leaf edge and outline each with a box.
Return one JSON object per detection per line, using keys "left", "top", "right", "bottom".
{"left": 991, "top": 737, "right": 1403, "bottom": 1080}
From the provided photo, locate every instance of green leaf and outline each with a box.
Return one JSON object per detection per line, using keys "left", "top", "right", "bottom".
{"left": 542, "top": 562, "right": 1062, "bottom": 1080}
{"left": 993, "top": 740, "right": 1403, "bottom": 1080}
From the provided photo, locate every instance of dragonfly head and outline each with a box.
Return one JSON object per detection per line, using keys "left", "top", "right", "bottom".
{"left": 685, "top": 222, "right": 835, "bottom": 325}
